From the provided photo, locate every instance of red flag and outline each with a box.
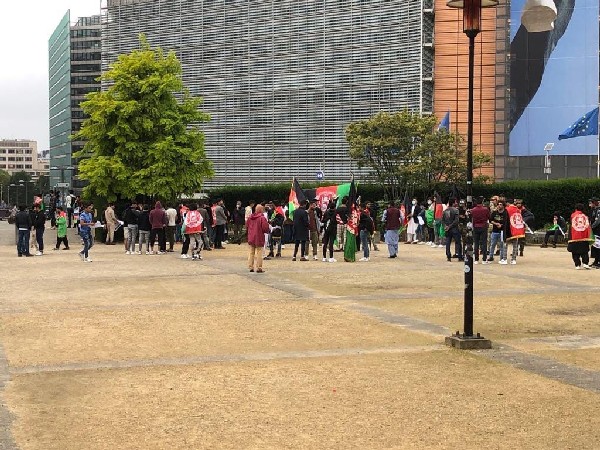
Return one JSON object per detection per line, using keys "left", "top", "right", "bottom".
{"left": 506, "top": 204, "right": 525, "bottom": 241}
{"left": 568, "top": 211, "right": 592, "bottom": 243}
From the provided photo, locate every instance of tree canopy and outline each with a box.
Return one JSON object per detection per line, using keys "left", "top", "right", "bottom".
{"left": 74, "top": 36, "right": 213, "bottom": 202}
{"left": 345, "top": 111, "right": 491, "bottom": 199}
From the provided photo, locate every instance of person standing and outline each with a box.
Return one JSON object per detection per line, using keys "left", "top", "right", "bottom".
{"left": 231, "top": 200, "right": 245, "bottom": 244}
{"left": 567, "top": 203, "right": 592, "bottom": 270}
{"left": 321, "top": 202, "right": 337, "bottom": 262}
{"left": 246, "top": 204, "right": 270, "bottom": 272}
{"left": 31, "top": 204, "right": 46, "bottom": 256}
{"left": 519, "top": 202, "right": 534, "bottom": 257}
{"left": 180, "top": 203, "right": 204, "bottom": 260}
{"left": 383, "top": 201, "right": 401, "bottom": 258}
{"left": 124, "top": 201, "right": 140, "bottom": 255}
{"left": 359, "top": 204, "right": 374, "bottom": 261}
{"left": 488, "top": 200, "right": 508, "bottom": 264}
{"left": 15, "top": 205, "right": 32, "bottom": 257}
{"left": 104, "top": 203, "right": 119, "bottom": 245}
{"left": 335, "top": 197, "right": 349, "bottom": 251}
{"left": 138, "top": 204, "right": 151, "bottom": 254}
{"left": 165, "top": 204, "right": 177, "bottom": 252}
{"left": 470, "top": 198, "right": 490, "bottom": 264}
{"left": 292, "top": 200, "right": 310, "bottom": 261}
{"left": 54, "top": 206, "right": 69, "bottom": 250}
{"left": 365, "top": 201, "right": 379, "bottom": 251}
{"left": 442, "top": 199, "right": 462, "bottom": 262}
{"left": 79, "top": 203, "right": 94, "bottom": 262}
{"left": 214, "top": 199, "right": 227, "bottom": 249}
{"left": 149, "top": 201, "right": 167, "bottom": 254}
{"left": 65, "top": 190, "right": 75, "bottom": 228}
{"left": 405, "top": 198, "right": 421, "bottom": 244}
{"left": 307, "top": 199, "right": 320, "bottom": 260}
{"left": 505, "top": 200, "right": 526, "bottom": 265}
{"left": 589, "top": 199, "right": 600, "bottom": 267}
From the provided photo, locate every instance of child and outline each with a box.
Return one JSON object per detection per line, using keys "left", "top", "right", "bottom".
{"left": 54, "top": 207, "right": 69, "bottom": 250}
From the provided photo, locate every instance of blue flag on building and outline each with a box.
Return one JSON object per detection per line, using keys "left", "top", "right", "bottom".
{"left": 437, "top": 111, "right": 450, "bottom": 131}
{"left": 558, "top": 107, "right": 599, "bottom": 140}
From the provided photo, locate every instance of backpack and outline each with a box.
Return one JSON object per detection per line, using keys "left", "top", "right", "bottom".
{"left": 271, "top": 226, "right": 282, "bottom": 240}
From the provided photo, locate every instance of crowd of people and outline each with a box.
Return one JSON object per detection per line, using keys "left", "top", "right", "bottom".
{"left": 7, "top": 191, "right": 600, "bottom": 271}
{"left": 379, "top": 194, "right": 600, "bottom": 270}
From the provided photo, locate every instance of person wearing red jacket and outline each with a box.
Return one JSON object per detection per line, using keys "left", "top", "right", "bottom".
{"left": 149, "top": 201, "right": 167, "bottom": 254}
{"left": 246, "top": 204, "right": 270, "bottom": 273}
{"left": 470, "top": 198, "right": 490, "bottom": 264}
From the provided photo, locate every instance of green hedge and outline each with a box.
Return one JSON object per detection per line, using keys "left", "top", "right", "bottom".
{"left": 208, "top": 178, "right": 600, "bottom": 230}
{"left": 472, "top": 178, "right": 600, "bottom": 229}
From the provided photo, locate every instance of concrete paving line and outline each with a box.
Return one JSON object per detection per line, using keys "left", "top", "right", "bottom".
{"left": 331, "top": 285, "right": 600, "bottom": 303}
{"left": 10, "top": 345, "right": 445, "bottom": 375}
{"left": 0, "top": 297, "right": 285, "bottom": 316}
{"left": 0, "top": 345, "right": 17, "bottom": 450}
{"left": 327, "top": 301, "right": 600, "bottom": 394}
{"left": 475, "top": 344, "right": 600, "bottom": 394}
{"left": 504, "top": 272, "right": 588, "bottom": 290}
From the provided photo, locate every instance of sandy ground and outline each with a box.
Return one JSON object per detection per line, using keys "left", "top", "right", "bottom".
{"left": 0, "top": 222, "right": 599, "bottom": 449}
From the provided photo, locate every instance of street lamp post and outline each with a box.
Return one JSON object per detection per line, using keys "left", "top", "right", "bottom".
{"left": 50, "top": 165, "right": 75, "bottom": 204}
{"left": 445, "top": 0, "right": 496, "bottom": 350}
{"left": 8, "top": 184, "right": 15, "bottom": 205}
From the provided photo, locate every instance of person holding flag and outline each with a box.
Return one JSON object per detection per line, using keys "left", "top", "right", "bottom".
{"left": 505, "top": 199, "right": 526, "bottom": 265}
{"left": 567, "top": 203, "right": 593, "bottom": 270}
{"left": 342, "top": 180, "right": 358, "bottom": 262}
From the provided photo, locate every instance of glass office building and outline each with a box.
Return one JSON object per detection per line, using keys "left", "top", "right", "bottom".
{"left": 49, "top": 12, "right": 101, "bottom": 193}
{"left": 102, "top": 0, "right": 433, "bottom": 186}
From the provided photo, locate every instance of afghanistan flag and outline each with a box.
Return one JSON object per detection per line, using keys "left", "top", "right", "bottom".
{"left": 288, "top": 178, "right": 307, "bottom": 218}
{"left": 303, "top": 182, "right": 353, "bottom": 212}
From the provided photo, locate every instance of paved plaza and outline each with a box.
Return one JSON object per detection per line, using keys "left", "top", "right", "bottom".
{"left": 0, "top": 222, "right": 599, "bottom": 449}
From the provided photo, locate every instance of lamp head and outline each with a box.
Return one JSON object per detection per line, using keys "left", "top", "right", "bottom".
{"left": 447, "top": 0, "right": 499, "bottom": 35}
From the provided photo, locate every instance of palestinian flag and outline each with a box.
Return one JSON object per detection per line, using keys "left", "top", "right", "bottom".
{"left": 288, "top": 178, "right": 307, "bottom": 218}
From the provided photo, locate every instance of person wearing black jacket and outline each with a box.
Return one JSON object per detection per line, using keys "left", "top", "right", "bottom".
{"left": 321, "top": 201, "right": 337, "bottom": 262}
{"left": 518, "top": 202, "right": 534, "bottom": 257}
{"left": 124, "top": 202, "right": 140, "bottom": 254}
{"left": 335, "top": 197, "right": 349, "bottom": 251}
{"left": 358, "top": 205, "right": 374, "bottom": 262}
{"left": 15, "top": 205, "right": 33, "bottom": 257}
{"left": 487, "top": 201, "right": 509, "bottom": 264}
{"left": 292, "top": 200, "right": 310, "bottom": 261}
{"left": 30, "top": 204, "right": 46, "bottom": 255}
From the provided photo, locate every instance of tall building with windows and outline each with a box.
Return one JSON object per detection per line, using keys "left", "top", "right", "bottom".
{"left": 49, "top": 11, "right": 101, "bottom": 193}
{"left": 102, "top": 0, "right": 434, "bottom": 186}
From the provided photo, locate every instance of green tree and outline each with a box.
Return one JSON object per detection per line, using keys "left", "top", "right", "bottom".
{"left": 74, "top": 36, "right": 213, "bottom": 202}
{"left": 345, "top": 111, "right": 492, "bottom": 197}
{"left": 345, "top": 111, "right": 437, "bottom": 199}
{"left": 412, "top": 131, "right": 493, "bottom": 188}
{"left": 0, "top": 169, "right": 10, "bottom": 204}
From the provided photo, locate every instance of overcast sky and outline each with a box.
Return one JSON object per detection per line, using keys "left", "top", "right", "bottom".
{"left": 0, "top": 0, "right": 101, "bottom": 151}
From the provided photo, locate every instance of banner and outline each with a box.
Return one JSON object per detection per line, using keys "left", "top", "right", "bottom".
{"left": 509, "top": 0, "right": 599, "bottom": 156}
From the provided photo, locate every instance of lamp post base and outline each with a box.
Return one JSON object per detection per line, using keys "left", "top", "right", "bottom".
{"left": 445, "top": 332, "right": 492, "bottom": 350}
